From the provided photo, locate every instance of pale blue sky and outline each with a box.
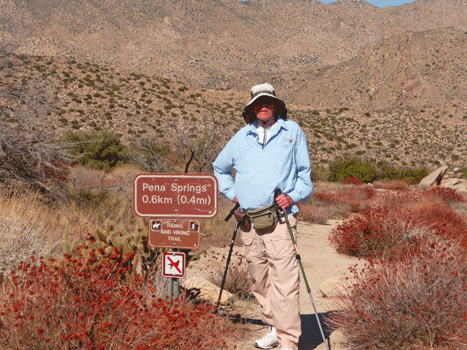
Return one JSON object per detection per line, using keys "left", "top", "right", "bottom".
{"left": 318, "top": 0, "right": 417, "bottom": 8}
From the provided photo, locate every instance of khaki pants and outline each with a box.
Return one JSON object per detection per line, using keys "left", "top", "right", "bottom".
{"left": 241, "top": 215, "right": 300, "bottom": 349}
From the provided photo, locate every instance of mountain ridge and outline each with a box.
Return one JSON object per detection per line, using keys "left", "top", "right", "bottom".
{"left": 2, "top": 0, "right": 467, "bottom": 111}
{"left": 1, "top": 0, "right": 467, "bottom": 173}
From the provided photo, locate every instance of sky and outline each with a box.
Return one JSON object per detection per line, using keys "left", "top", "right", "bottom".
{"left": 317, "top": 0, "right": 417, "bottom": 8}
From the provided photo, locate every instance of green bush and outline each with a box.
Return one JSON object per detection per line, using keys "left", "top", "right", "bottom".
{"left": 328, "top": 156, "right": 429, "bottom": 184}
{"left": 400, "top": 167, "right": 429, "bottom": 184}
{"left": 60, "top": 130, "right": 128, "bottom": 171}
{"left": 328, "top": 156, "right": 378, "bottom": 183}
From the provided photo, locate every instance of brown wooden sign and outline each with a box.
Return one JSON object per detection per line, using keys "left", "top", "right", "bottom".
{"left": 133, "top": 174, "right": 218, "bottom": 219}
{"left": 148, "top": 219, "right": 200, "bottom": 249}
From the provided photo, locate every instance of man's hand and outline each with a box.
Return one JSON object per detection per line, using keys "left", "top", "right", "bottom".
{"left": 233, "top": 196, "right": 239, "bottom": 204}
{"left": 275, "top": 194, "right": 294, "bottom": 211}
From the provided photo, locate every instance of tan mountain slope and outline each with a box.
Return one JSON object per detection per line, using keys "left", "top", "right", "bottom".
{"left": 2, "top": 0, "right": 467, "bottom": 108}
{"left": 288, "top": 28, "right": 467, "bottom": 111}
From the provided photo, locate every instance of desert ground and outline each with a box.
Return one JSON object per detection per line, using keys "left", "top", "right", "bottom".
{"left": 186, "top": 219, "right": 363, "bottom": 350}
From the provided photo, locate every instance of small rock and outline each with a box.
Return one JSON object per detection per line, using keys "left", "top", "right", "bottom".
{"left": 440, "top": 178, "right": 467, "bottom": 193}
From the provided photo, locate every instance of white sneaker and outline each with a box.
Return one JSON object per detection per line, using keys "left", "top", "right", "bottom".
{"left": 254, "top": 326, "right": 279, "bottom": 349}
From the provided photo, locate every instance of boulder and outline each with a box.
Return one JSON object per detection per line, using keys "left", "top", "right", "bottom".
{"left": 440, "top": 178, "right": 467, "bottom": 193}
{"left": 419, "top": 166, "right": 449, "bottom": 187}
{"left": 440, "top": 178, "right": 462, "bottom": 187}
{"left": 181, "top": 276, "right": 232, "bottom": 305}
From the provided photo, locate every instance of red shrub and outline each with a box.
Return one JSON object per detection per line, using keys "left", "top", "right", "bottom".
{"left": 0, "top": 236, "right": 234, "bottom": 349}
{"left": 428, "top": 186, "right": 465, "bottom": 205}
{"left": 329, "top": 206, "right": 424, "bottom": 260}
{"left": 313, "top": 191, "right": 337, "bottom": 205}
{"left": 341, "top": 177, "right": 365, "bottom": 185}
{"left": 330, "top": 189, "right": 467, "bottom": 260}
{"left": 406, "top": 199, "right": 467, "bottom": 244}
{"left": 372, "top": 180, "right": 409, "bottom": 191}
{"left": 326, "top": 246, "right": 467, "bottom": 349}
{"left": 313, "top": 185, "right": 376, "bottom": 213}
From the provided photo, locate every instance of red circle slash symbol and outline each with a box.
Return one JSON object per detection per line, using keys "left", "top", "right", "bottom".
{"left": 167, "top": 256, "right": 182, "bottom": 273}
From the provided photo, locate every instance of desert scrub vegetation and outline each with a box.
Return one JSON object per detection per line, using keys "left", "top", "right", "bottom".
{"left": 327, "top": 155, "right": 429, "bottom": 184}
{"left": 0, "top": 165, "right": 243, "bottom": 349}
{"left": 327, "top": 245, "right": 467, "bottom": 349}
{"left": 61, "top": 130, "right": 129, "bottom": 171}
{"left": 325, "top": 185, "right": 467, "bottom": 349}
{"left": 0, "top": 237, "right": 235, "bottom": 349}
{"left": 202, "top": 247, "right": 253, "bottom": 300}
{"left": 0, "top": 189, "right": 63, "bottom": 276}
{"left": 297, "top": 182, "right": 377, "bottom": 223}
{"left": 329, "top": 187, "right": 467, "bottom": 260}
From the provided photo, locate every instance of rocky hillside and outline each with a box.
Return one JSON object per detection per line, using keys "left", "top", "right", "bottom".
{"left": 1, "top": 0, "right": 467, "bottom": 175}
{"left": 2, "top": 0, "right": 467, "bottom": 110}
{"left": 1, "top": 51, "right": 466, "bottom": 173}
{"left": 290, "top": 28, "right": 467, "bottom": 111}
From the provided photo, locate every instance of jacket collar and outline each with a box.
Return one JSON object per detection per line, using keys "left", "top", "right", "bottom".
{"left": 247, "top": 117, "right": 287, "bottom": 136}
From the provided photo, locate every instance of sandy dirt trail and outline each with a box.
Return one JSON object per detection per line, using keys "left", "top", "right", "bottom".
{"left": 186, "top": 219, "right": 363, "bottom": 350}
{"left": 225, "top": 219, "right": 363, "bottom": 350}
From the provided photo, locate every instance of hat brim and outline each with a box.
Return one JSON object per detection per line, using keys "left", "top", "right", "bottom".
{"left": 242, "top": 94, "right": 287, "bottom": 124}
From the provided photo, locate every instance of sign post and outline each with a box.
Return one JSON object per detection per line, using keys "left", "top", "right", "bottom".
{"left": 133, "top": 174, "right": 218, "bottom": 301}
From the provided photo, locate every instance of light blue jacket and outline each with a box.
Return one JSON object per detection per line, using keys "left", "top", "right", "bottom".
{"left": 213, "top": 118, "right": 313, "bottom": 214}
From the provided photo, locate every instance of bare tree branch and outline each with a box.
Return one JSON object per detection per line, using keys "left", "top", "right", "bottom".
{"left": 171, "top": 112, "right": 227, "bottom": 173}
{"left": 0, "top": 54, "right": 73, "bottom": 198}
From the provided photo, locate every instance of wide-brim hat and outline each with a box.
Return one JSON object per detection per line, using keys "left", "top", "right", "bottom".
{"left": 242, "top": 83, "right": 287, "bottom": 124}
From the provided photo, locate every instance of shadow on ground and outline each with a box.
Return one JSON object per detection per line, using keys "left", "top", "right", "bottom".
{"left": 299, "top": 312, "right": 334, "bottom": 350}
{"left": 233, "top": 312, "right": 335, "bottom": 350}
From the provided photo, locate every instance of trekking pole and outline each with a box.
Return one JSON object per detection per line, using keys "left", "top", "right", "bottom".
{"left": 274, "top": 189, "right": 330, "bottom": 350}
{"left": 215, "top": 202, "right": 240, "bottom": 313}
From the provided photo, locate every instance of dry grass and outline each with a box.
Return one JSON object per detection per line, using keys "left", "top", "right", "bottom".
{"left": 0, "top": 164, "right": 244, "bottom": 279}
{"left": 0, "top": 165, "right": 145, "bottom": 277}
{"left": 199, "top": 195, "right": 241, "bottom": 249}
{"left": 0, "top": 188, "right": 63, "bottom": 276}
{"left": 296, "top": 203, "right": 331, "bottom": 225}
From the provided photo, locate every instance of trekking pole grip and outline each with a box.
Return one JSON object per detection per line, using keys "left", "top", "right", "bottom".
{"left": 225, "top": 202, "right": 240, "bottom": 222}
{"left": 273, "top": 188, "right": 283, "bottom": 216}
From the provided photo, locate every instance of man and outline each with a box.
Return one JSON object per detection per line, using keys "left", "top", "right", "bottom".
{"left": 213, "top": 83, "right": 314, "bottom": 350}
